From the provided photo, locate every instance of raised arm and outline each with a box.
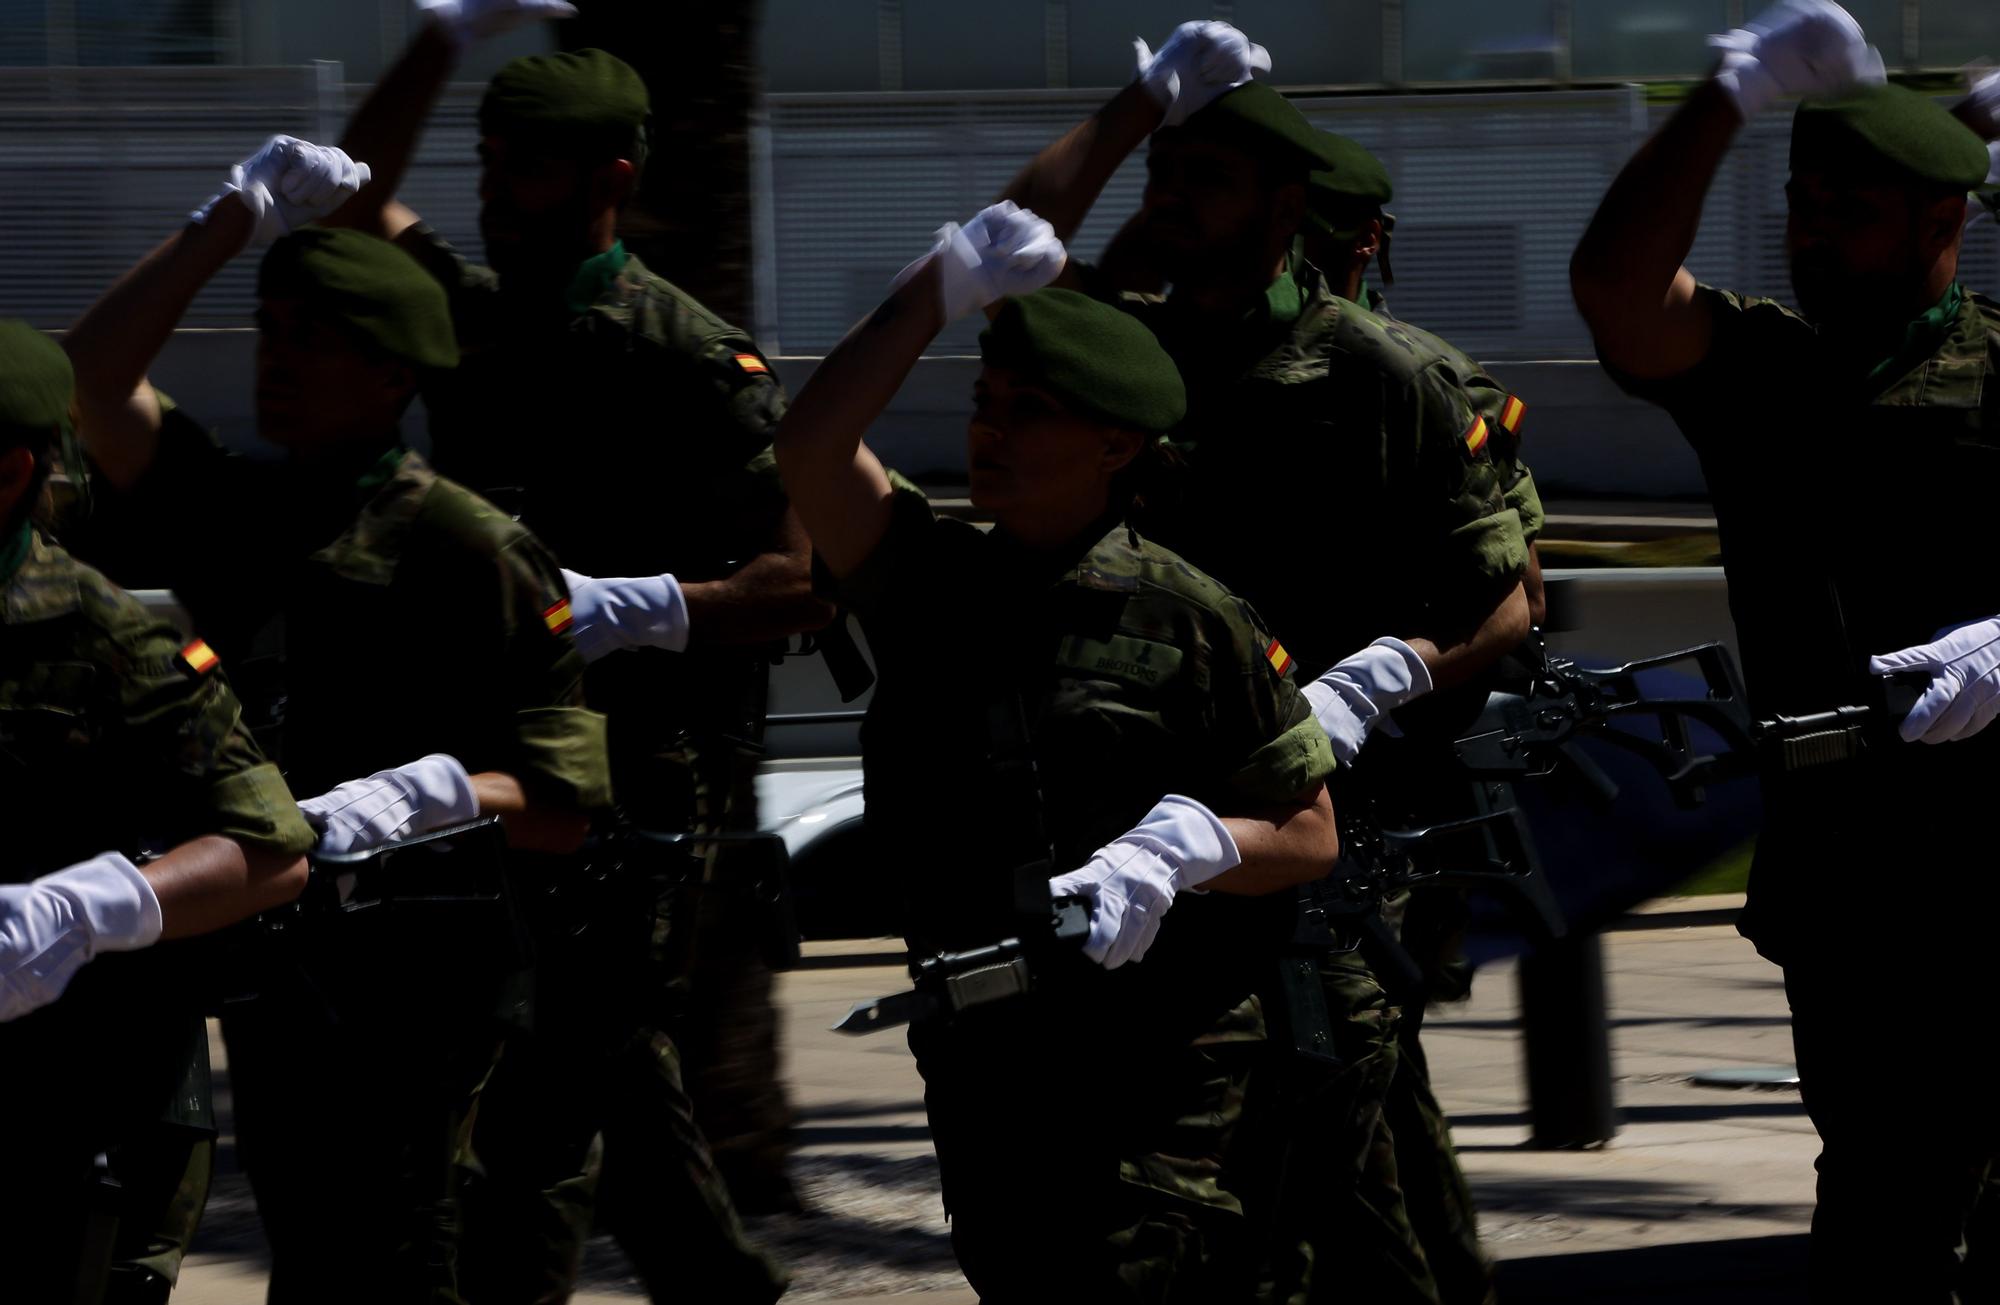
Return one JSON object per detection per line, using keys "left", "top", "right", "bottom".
{"left": 327, "top": 1, "right": 574, "bottom": 242}
{"left": 1567, "top": 83, "right": 1737, "bottom": 381}
{"left": 1571, "top": 1, "right": 1882, "bottom": 380}
{"left": 994, "top": 21, "right": 1267, "bottom": 250}
{"left": 64, "top": 138, "right": 368, "bottom": 488}
{"left": 775, "top": 203, "right": 1066, "bottom": 577}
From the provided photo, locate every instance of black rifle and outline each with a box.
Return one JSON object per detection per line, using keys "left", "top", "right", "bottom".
{"left": 832, "top": 894, "right": 1092, "bottom": 1034}
{"left": 293, "top": 818, "right": 801, "bottom": 971}
{"left": 1272, "top": 635, "right": 1925, "bottom": 1065}
{"left": 833, "top": 691, "right": 1087, "bottom": 1036}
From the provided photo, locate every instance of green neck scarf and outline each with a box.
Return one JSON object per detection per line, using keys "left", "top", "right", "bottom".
{"left": 1264, "top": 267, "right": 1304, "bottom": 327}
{"left": 565, "top": 240, "right": 628, "bottom": 316}
{"left": 1832, "top": 281, "right": 1966, "bottom": 392}
{"left": 354, "top": 443, "right": 410, "bottom": 499}
{"left": 0, "top": 522, "right": 30, "bottom": 586}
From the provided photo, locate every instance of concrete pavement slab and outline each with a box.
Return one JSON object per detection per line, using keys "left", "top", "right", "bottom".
{"left": 175, "top": 921, "right": 1824, "bottom": 1302}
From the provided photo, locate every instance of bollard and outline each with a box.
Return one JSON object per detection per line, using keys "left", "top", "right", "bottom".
{"left": 1517, "top": 929, "right": 1618, "bottom": 1149}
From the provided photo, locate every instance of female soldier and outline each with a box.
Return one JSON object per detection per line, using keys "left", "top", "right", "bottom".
{"left": 774, "top": 202, "right": 1339, "bottom": 1300}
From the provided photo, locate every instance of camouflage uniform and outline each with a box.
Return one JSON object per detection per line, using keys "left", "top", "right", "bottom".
{"left": 399, "top": 227, "right": 790, "bottom": 1301}
{"left": 1610, "top": 283, "right": 2000, "bottom": 1301}
{"left": 85, "top": 406, "right": 611, "bottom": 1304}
{"left": 1104, "top": 261, "right": 1527, "bottom": 1305}
{"left": 1359, "top": 285, "right": 1535, "bottom": 1305}
{"left": 0, "top": 529, "right": 314, "bottom": 1305}
{"left": 845, "top": 475, "right": 1335, "bottom": 1302}
{"left": 1368, "top": 287, "right": 1542, "bottom": 550}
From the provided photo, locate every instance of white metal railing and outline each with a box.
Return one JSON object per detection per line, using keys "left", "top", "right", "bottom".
{"left": 3, "top": 69, "right": 1992, "bottom": 362}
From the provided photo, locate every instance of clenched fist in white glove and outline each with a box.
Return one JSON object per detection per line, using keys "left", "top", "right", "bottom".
{"left": 1301, "top": 637, "right": 1433, "bottom": 766}
{"left": 1955, "top": 69, "right": 2000, "bottom": 184}
{"left": 418, "top": 0, "right": 577, "bottom": 48}
{"left": 1707, "top": 0, "right": 1884, "bottom": 122}
{"left": 561, "top": 568, "right": 690, "bottom": 662}
{"left": 891, "top": 201, "right": 1067, "bottom": 323}
{"left": 298, "top": 754, "right": 480, "bottom": 858}
{"left": 1869, "top": 616, "right": 2000, "bottom": 745}
{"left": 1135, "top": 21, "right": 1273, "bottom": 128}
{"left": 1, "top": 852, "right": 163, "bottom": 1023}
{"left": 1048, "top": 794, "right": 1240, "bottom": 970}
{"left": 192, "top": 135, "right": 371, "bottom": 246}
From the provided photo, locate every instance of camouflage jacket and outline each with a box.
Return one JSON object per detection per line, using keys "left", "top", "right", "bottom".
{"left": 1610, "top": 284, "right": 2000, "bottom": 952}
{"left": 1367, "top": 287, "right": 1544, "bottom": 544}
{"left": 843, "top": 475, "right": 1333, "bottom": 976}
{"left": 1113, "top": 262, "right": 1528, "bottom": 682}
{"left": 399, "top": 228, "right": 787, "bottom": 582}
{"left": 108, "top": 411, "right": 611, "bottom": 808}
{"left": 400, "top": 228, "right": 790, "bottom": 809}
{"left": 0, "top": 530, "right": 312, "bottom": 1135}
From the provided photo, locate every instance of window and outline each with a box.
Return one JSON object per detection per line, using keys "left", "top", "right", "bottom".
{"left": 903, "top": 0, "right": 1046, "bottom": 91}
{"left": 1571, "top": 1, "right": 1729, "bottom": 80}
{"left": 1403, "top": 0, "right": 1557, "bottom": 82}
{"left": 0, "top": 0, "right": 45, "bottom": 67}
{"left": 1915, "top": 0, "right": 1997, "bottom": 71}
{"left": 761, "top": 0, "right": 882, "bottom": 93}
{"left": 1068, "top": 1, "right": 1194, "bottom": 89}
{"left": 76, "top": 0, "right": 230, "bottom": 65}
{"left": 1230, "top": 0, "right": 1382, "bottom": 86}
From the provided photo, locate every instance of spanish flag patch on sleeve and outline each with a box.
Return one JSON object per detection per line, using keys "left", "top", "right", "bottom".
{"left": 177, "top": 639, "right": 219, "bottom": 677}
{"left": 543, "top": 599, "right": 574, "bottom": 636}
{"left": 1266, "top": 639, "right": 1294, "bottom": 677}
{"left": 732, "top": 352, "right": 769, "bottom": 375}
{"left": 1462, "top": 415, "right": 1490, "bottom": 456}
{"left": 1499, "top": 394, "right": 1527, "bottom": 435}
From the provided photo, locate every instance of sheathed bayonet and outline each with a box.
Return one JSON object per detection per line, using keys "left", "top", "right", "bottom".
{"left": 833, "top": 899, "right": 1090, "bottom": 1035}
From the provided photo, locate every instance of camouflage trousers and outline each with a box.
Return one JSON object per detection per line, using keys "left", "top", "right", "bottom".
{"left": 1389, "top": 1005, "right": 1496, "bottom": 1305}
{"left": 1385, "top": 887, "right": 1495, "bottom": 1305}
{"left": 915, "top": 994, "right": 1267, "bottom": 1303}
{"left": 222, "top": 984, "right": 501, "bottom": 1305}
{"left": 673, "top": 878, "right": 796, "bottom": 1213}
{"left": 456, "top": 922, "right": 787, "bottom": 1305}
{"left": 1241, "top": 949, "right": 1440, "bottom": 1305}
{"left": 7, "top": 1125, "right": 212, "bottom": 1305}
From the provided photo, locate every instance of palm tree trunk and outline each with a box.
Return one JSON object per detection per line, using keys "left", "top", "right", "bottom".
{"left": 563, "top": 2, "right": 763, "bottom": 326}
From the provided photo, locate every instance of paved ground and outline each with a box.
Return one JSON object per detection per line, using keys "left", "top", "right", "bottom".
{"left": 177, "top": 895, "right": 1819, "bottom": 1303}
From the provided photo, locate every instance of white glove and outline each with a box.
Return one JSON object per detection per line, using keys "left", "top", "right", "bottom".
{"left": 1, "top": 853, "right": 163, "bottom": 1024}
{"left": 1134, "top": 21, "right": 1273, "bottom": 128}
{"left": 298, "top": 754, "right": 480, "bottom": 857}
{"left": 889, "top": 201, "right": 1067, "bottom": 323}
{"left": 1959, "top": 68, "right": 2000, "bottom": 138}
{"left": 1048, "top": 794, "right": 1240, "bottom": 970}
{"left": 1958, "top": 69, "right": 2000, "bottom": 184}
{"left": 1707, "top": 1, "right": 1885, "bottom": 122}
{"left": 1301, "top": 637, "right": 1433, "bottom": 766}
{"left": 1868, "top": 616, "right": 2000, "bottom": 745}
{"left": 192, "top": 136, "right": 372, "bottom": 246}
{"left": 417, "top": 0, "right": 577, "bottom": 47}
{"left": 560, "top": 568, "right": 690, "bottom": 662}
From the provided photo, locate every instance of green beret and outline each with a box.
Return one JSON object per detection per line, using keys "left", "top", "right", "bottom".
{"left": 481, "top": 48, "right": 649, "bottom": 158}
{"left": 1306, "top": 131, "right": 1394, "bottom": 238}
{"left": 979, "top": 290, "right": 1186, "bottom": 434}
{"left": 1792, "top": 84, "right": 1990, "bottom": 191}
{"left": 0, "top": 320, "right": 72, "bottom": 436}
{"left": 1178, "top": 82, "right": 1341, "bottom": 177}
{"left": 258, "top": 229, "right": 458, "bottom": 371}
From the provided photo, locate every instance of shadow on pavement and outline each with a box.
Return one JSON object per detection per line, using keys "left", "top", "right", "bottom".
{"left": 1498, "top": 1233, "right": 1808, "bottom": 1303}
{"left": 1452, "top": 1099, "right": 1806, "bottom": 1134}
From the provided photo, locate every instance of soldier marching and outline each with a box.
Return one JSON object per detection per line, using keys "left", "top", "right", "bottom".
{"left": 4, "top": 1, "right": 1998, "bottom": 1302}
